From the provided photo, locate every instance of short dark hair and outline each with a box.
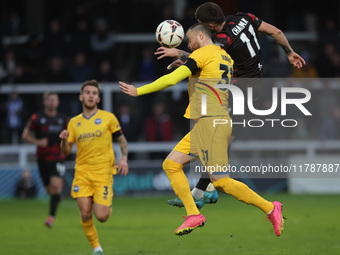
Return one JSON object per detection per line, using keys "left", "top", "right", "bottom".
{"left": 187, "top": 23, "right": 212, "bottom": 38}
{"left": 195, "top": 2, "right": 225, "bottom": 25}
{"left": 80, "top": 80, "right": 101, "bottom": 95}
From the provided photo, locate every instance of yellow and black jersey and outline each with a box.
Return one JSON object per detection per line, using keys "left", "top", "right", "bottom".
{"left": 184, "top": 44, "right": 234, "bottom": 119}
{"left": 67, "top": 109, "right": 121, "bottom": 175}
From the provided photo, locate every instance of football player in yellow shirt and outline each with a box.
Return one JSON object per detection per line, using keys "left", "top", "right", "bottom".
{"left": 119, "top": 23, "right": 283, "bottom": 236}
{"left": 59, "top": 80, "right": 128, "bottom": 255}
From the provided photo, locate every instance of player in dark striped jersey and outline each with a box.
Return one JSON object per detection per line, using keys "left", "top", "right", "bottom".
{"left": 22, "top": 92, "right": 68, "bottom": 228}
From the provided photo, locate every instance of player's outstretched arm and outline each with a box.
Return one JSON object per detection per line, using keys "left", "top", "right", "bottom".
{"left": 116, "top": 134, "right": 129, "bottom": 176}
{"left": 59, "top": 130, "right": 73, "bottom": 156}
{"left": 155, "top": 47, "right": 190, "bottom": 62}
{"left": 119, "top": 65, "right": 192, "bottom": 97}
{"left": 258, "top": 21, "right": 306, "bottom": 69}
{"left": 119, "top": 82, "right": 138, "bottom": 97}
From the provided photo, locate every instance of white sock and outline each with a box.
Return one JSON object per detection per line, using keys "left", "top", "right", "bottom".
{"left": 206, "top": 183, "right": 216, "bottom": 192}
{"left": 191, "top": 188, "right": 204, "bottom": 200}
{"left": 94, "top": 245, "right": 103, "bottom": 252}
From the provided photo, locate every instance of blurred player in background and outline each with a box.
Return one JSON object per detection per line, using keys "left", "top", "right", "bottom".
{"left": 156, "top": 2, "right": 305, "bottom": 217}
{"left": 119, "top": 24, "right": 284, "bottom": 237}
{"left": 22, "top": 92, "right": 68, "bottom": 228}
{"left": 59, "top": 80, "right": 128, "bottom": 255}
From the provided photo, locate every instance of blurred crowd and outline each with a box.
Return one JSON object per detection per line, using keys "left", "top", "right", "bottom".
{"left": 0, "top": 0, "right": 340, "bottom": 145}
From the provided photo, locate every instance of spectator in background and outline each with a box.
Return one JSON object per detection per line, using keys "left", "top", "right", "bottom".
{"left": 264, "top": 52, "right": 291, "bottom": 78}
{"left": 16, "top": 169, "right": 37, "bottom": 199}
{"left": 91, "top": 18, "right": 115, "bottom": 64}
{"left": 318, "top": 19, "right": 340, "bottom": 49}
{"left": 68, "top": 52, "right": 93, "bottom": 115}
{"left": 138, "top": 47, "right": 155, "bottom": 82}
{"left": 316, "top": 83, "right": 338, "bottom": 122}
{"left": 44, "top": 19, "right": 66, "bottom": 58}
{"left": 145, "top": 102, "right": 173, "bottom": 142}
{"left": 117, "top": 104, "right": 139, "bottom": 142}
{"left": 12, "top": 64, "right": 31, "bottom": 84}
{"left": 318, "top": 105, "right": 340, "bottom": 141}
{"left": 292, "top": 50, "right": 318, "bottom": 78}
{"left": 144, "top": 102, "right": 173, "bottom": 159}
{"left": 317, "top": 43, "right": 340, "bottom": 77}
{"left": 71, "top": 19, "right": 91, "bottom": 55}
{"left": 0, "top": 62, "right": 6, "bottom": 82}
{"left": 1, "top": 11, "right": 26, "bottom": 36}
{"left": 96, "top": 60, "right": 116, "bottom": 82}
{"left": 160, "top": 5, "right": 174, "bottom": 23}
{"left": 6, "top": 92, "right": 23, "bottom": 144}
{"left": 291, "top": 118, "right": 310, "bottom": 140}
{"left": 5, "top": 50, "right": 17, "bottom": 84}
{"left": 68, "top": 52, "right": 93, "bottom": 82}
{"left": 45, "top": 56, "right": 68, "bottom": 83}
{"left": 20, "top": 36, "right": 44, "bottom": 82}
{"left": 180, "top": 6, "right": 197, "bottom": 30}
{"left": 67, "top": 3, "right": 91, "bottom": 33}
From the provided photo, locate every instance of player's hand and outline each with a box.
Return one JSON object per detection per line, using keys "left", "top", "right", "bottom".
{"left": 59, "top": 130, "right": 69, "bottom": 141}
{"left": 119, "top": 81, "right": 138, "bottom": 97}
{"left": 154, "top": 47, "right": 179, "bottom": 59}
{"left": 37, "top": 137, "right": 48, "bottom": 148}
{"left": 167, "top": 59, "right": 185, "bottom": 70}
{"left": 116, "top": 156, "right": 128, "bottom": 176}
{"left": 287, "top": 51, "right": 306, "bottom": 69}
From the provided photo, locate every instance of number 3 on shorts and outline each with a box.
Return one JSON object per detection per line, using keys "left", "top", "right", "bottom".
{"left": 103, "top": 186, "right": 109, "bottom": 196}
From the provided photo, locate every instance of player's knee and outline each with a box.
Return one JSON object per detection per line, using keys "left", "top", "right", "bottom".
{"left": 162, "top": 158, "right": 182, "bottom": 174}
{"left": 97, "top": 216, "right": 109, "bottom": 223}
{"left": 45, "top": 186, "right": 52, "bottom": 194}
{"left": 95, "top": 212, "right": 110, "bottom": 223}
{"left": 162, "top": 159, "right": 170, "bottom": 171}
{"left": 50, "top": 179, "right": 63, "bottom": 192}
{"left": 80, "top": 210, "right": 92, "bottom": 222}
{"left": 49, "top": 186, "right": 58, "bottom": 194}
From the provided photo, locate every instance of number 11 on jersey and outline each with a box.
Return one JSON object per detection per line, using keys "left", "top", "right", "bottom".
{"left": 240, "top": 24, "right": 260, "bottom": 58}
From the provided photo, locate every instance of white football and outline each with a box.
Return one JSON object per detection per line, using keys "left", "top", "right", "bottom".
{"left": 155, "top": 20, "right": 184, "bottom": 48}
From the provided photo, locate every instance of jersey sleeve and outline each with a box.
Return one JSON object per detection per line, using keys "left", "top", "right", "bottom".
{"left": 109, "top": 113, "right": 121, "bottom": 134}
{"left": 27, "top": 114, "right": 38, "bottom": 130}
{"left": 213, "top": 32, "right": 232, "bottom": 51}
{"left": 137, "top": 65, "right": 191, "bottom": 96}
{"left": 67, "top": 119, "right": 76, "bottom": 143}
{"left": 238, "top": 12, "right": 262, "bottom": 29}
{"left": 187, "top": 48, "right": 207, "bottom": 73}
{"left": 184, "top": 58, "right": 199, "bottom": 75}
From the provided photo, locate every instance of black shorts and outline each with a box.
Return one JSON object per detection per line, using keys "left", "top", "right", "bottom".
{"left": 229, "top": 78, "right": 264, "bottom": 136}
{"left": 37, "top": 158, "right": 66, "bottom": 186}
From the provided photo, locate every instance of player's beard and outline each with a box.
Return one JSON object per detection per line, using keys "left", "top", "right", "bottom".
{"left": 83, "top": 100, "right": 97, "bottom": 110}
{"left": 46, "top": 105, "right": 57, "bottom": 112}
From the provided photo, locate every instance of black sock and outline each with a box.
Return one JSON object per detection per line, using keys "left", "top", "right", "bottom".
{"left": 49, "top": 194, "right": 61, "bottom": 217}
{"left": 196, "top": 171, "right": 211, "bottom": 191}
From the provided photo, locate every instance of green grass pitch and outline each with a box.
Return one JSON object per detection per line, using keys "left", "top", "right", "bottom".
{"left": 1, "top": 193, "right": 339, "bottom": 255}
